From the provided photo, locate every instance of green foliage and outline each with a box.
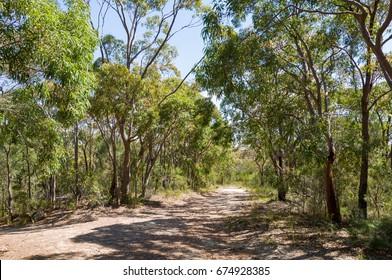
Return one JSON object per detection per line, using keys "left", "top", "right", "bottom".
{"left": 2, "top": 0, "right": 392, "bottom": 245}
{"left": 198, "top": 0, "right": 392, "bottom": 225}
{"left": 0, "top": 0, "right": 98, "bottom": 219}
{"left": 349, "top": 219, "right": 392, "bottom": 257}
{"left": 1, "top": 0, "right": 98, "bottom": 121}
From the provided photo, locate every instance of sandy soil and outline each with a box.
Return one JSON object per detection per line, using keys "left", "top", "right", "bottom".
{"left": 0, "top": 186, "right": 359, "bottom": 260}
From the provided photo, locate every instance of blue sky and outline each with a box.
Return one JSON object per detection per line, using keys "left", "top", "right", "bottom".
{"left": 89, "top": 0, "right": 212, "bottom": 79}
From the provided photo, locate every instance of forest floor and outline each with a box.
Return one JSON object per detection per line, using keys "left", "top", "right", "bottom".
{"left": 0, "top": 186, "right": 376, "bottom": 260}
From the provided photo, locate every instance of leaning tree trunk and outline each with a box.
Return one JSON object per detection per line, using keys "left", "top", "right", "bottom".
{"left": 325, "top": 143, "right": 341, "bottom": 224}
{"left": 141, "top": 167, "right": 151, "bottom": 199}
{"left": 142, "top": 156, "right": 157, "bottom": 199}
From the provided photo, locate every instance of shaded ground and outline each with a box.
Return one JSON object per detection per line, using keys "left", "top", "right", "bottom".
{"left": 0, "top": 186, "right": 364, "bottom": 260}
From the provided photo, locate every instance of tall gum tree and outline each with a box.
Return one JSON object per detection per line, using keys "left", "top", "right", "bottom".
{"left": 291, "top": 0, "right": 392, "bottom": 90}
{"left": 87, "top": 0, "right": 204, "bottom": 202}
{"left": 199, "top": 0, "right": 346, "bottom": 222}
{"left": 0, "top": 0, "right": 98, "bottom": 210}
{"left": 273, "top": 0, "right": 392, "bottom": 219}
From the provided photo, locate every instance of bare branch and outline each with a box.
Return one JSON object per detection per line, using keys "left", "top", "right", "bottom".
{"left": 129, "top": 10, "right": 175, "bottom": 66}
{"left": 332, "top": 44, "right": 365, "bottom": 86}
{"left": 289, "top": 5, "right": 360, "bottom": 16}
{"left": 158, "top": 54, "right": 206, "bottom": 106}
{"left": 141, "top": 3, "right": 180, "bottom": 78}
{"left": 369, "top": 89, "right": 392, "bottom": 111}
{"left": 376, "top": 1, "right": 392, "bottom": 49}
{"left": 341, "top": 0, "right": 368, "bottom": 14}
{"left": 382, "top": 33, "right": 392, "bottom": 47}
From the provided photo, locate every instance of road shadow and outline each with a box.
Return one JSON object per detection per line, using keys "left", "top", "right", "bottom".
{"left": 3, "top": 187, "right": 378, "bottom": 260}
{"left": 224, "top": 201, "right": 360, "bottom": 259}
{"left": 70, "top": 217, "right": 229, "bottom": 259}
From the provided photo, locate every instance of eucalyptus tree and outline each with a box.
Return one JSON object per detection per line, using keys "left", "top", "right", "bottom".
{"left": 0, "top": 90, "right": 64, "bottom": 216}
{"left": 291, "top": 0, "right": 392, "bottom": 90}
{"left": 157, "top": 87, "right": 232, "bottom": 191}
{"left": 0, "top": 117, "right": 15, "bottom": 217}
{"left": 0, "top": 0, "right": 98, "bottom": 213}
{"left": 255, "top": 0, "right": 392, "bottom": 219}
{"left": 92, "top": 0, "right": 203, "bottom": 74}
{"left": 198, "top": 25, "right": 301, "bottom": 199}
{"left": 199, "top": 0, "right": 351, "bottom": 222}
{"left": 0, "top": 0, "right": 97, "bottom": 113}
{"left": 90, "top": 34, "right": 127, "bottom": 204}
{"left": 138, "top": 77, "right": 189, "bottom": 198}
{"left": 334, "top": 20, "right": 384, "bottom": 219}
{"left": 89, "top": 90, "right": 121, "bottom": 205}
{"left": 93, "top": 63, "right": 145, "bottom": 202}
{"left": 87, "top": 0, "right": 204, "bottom": 202}
{"left": 182, "top": 96, "right": 232, "bottom": 190}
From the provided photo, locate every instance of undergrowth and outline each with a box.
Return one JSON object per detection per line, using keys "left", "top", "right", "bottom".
{"left": 348, "top": 218, "right": 392, "bottom": 259}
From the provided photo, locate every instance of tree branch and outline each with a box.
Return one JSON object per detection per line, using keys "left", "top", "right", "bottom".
{"left": 289, "top": 5, "right": 360, "bottom": 16}
{"left": 368, "top": 89, "right": 392, "bottom": 111}
{"left": 376, "top": 1, "right": 392, "bottom": 49}
{"left": 158, "top": 54, "right": 206, "bottom": 106}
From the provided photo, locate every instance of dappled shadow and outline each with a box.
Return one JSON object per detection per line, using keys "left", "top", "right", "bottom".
{"left": 0, "top": 187, "right": 368, "bottom": 260}
{"left": 28, "top": 252, "right": 80, "bottom": 260}
{"left": 0, "top": 210, "right": 96, "bottom": 235}
{"left": 71, "top": 217, "right": 229, "bottom": 259}
{"left": 223, "top": 201, "right": 359, "bottom": 260}
{"left": 68, "top": 188, "right": 251, "bottom": 259}
{"left": 141, "top": 200, "right": 164, "bottom": 208}
{"left": 67, "top": 191, "right": 358, "bottom": 260}
{"left": 346, "top": 219, "right": 392, "bottom": 260}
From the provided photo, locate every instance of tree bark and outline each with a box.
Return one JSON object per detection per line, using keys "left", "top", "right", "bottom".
{"left": 19, "top": 134, "right": 32, "bottom": 199}
{"left": 352, "top": 3, "right": 392, "bottom": 89}
{"left": 26, "top": 145, "right": 31, "bottom": 199}
{"left": 358, "top": 103, "right": 370, "bottom": 219}
{"left": 4, "top": 146, "right": 13, "bottom": 217}
{"left": 121, "top": 139, "right": 131, "bottom": 203}
{"left": 325, "top": 144, "right": 341, "bottom": 223}
{"left": 74, "top": 122, "right": 81, "bottom": 204}
{"left": 49, "top": 174, "right": 56, "bottom": 208}
{"left": 358, "top": 65, "right": 373, "bottom": 219}
{"left": 109, "top": 137, "right": 119, "bottom": 206}
{"left": 142, "top": 156, "right": 157, "bottom": 198}
{"left": 82, "top": 144, "right": 89, "bottom": 172}
{"left": 277, "top": 149, "right": 286, "bottom": 201}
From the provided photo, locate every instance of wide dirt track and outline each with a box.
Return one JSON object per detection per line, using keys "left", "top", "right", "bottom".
{"left": 0, "top": 186, "right": 358, "bottom": 260}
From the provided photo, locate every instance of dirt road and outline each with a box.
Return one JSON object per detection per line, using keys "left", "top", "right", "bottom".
{"left": 0, "top": 186, "right": 358, "bottom": 260}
